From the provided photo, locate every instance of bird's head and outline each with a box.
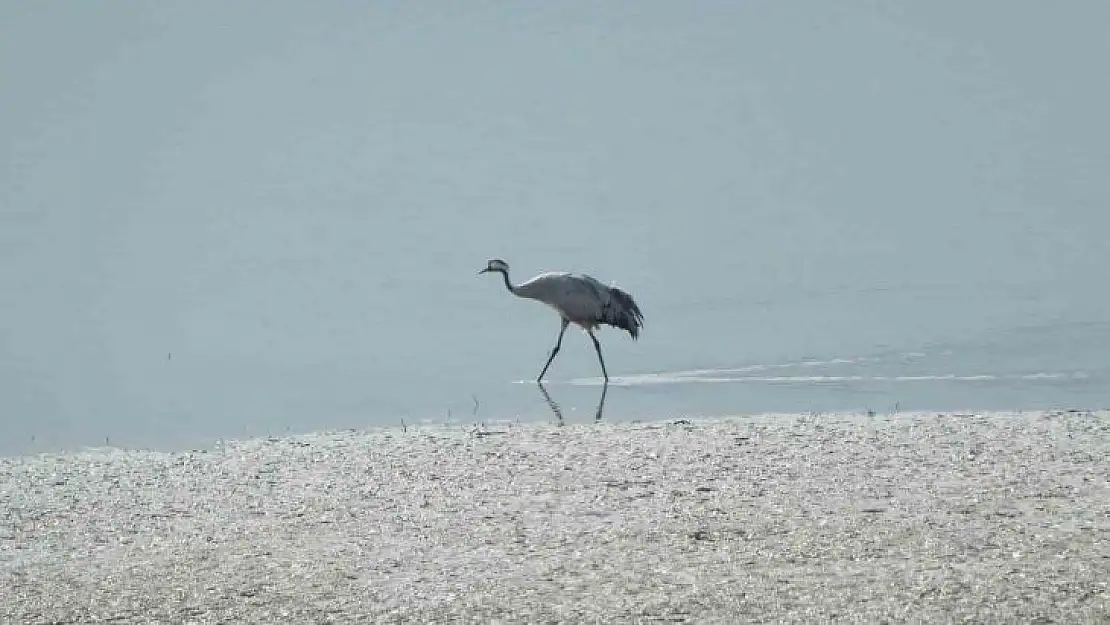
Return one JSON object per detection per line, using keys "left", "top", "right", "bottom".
{"left": 478, "top": 258, "right": 509, "bottom": 275}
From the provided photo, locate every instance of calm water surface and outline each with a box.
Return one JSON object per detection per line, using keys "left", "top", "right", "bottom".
{"left": 3, "top": 3, "right": 1108, "bottom": 455}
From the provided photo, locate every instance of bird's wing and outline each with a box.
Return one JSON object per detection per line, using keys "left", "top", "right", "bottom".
{"left": 515, "top": 271, "right": 569, "bottom": 294}
{"left": 575, "top": 273, "right": 610, "bottom": 298}
{"left": 516, "top": 273, "right": 610, "bottom": 320}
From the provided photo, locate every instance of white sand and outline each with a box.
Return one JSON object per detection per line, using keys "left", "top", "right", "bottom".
{"left": 2, "top": 410, "right": 1108, "bottom": 623}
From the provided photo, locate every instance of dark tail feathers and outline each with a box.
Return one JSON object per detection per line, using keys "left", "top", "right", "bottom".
{"left": 601, "top": 286, "right": 644, "bottom": 339}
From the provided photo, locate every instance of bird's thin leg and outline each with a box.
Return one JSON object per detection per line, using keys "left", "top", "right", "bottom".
{"left": 587, "top": 329, "right": 609, "bottom": 382}
{"left": 594, "top": 379, "right": 609, "bottom": 423}
{"left": 537, "top": 318, "right": 570, "bottom": 382}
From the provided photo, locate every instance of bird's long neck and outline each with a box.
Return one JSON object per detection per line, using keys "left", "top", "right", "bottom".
{"left": 496, "top": 268, "right": 518, "bottom": 295}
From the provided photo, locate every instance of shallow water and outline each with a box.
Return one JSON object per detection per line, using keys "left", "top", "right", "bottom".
{"left": 2, "top": 3, "right": 1109, "bottom": 455}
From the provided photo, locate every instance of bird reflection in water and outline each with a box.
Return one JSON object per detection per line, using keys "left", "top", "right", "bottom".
{"left": 536, "top": 380, "right": 609, "bottom": 426}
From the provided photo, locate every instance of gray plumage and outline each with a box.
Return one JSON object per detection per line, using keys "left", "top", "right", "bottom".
{"left": 479, "top": 258, "right": 644, "bottom": 382}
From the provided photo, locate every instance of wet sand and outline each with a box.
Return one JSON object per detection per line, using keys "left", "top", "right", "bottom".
{"left": 2, "top": 410, "right": 1108, "bottom": 623}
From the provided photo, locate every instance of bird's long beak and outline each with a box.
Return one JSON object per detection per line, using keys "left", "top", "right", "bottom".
{"left": 477, "top": 268, "right": 489, "bottom": 275}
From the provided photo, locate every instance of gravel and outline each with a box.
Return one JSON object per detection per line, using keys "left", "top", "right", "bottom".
{"left": 2, "top": 410, "right": 1108, "bottom": 623}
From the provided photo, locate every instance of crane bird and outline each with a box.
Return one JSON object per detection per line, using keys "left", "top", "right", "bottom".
{"left": 478, "top": 258, "right": 644, "bottom": 382}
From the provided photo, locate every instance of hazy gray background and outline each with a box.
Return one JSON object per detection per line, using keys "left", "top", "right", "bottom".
{"left": 3, "top": 2, "right": 1108, "bottom": 455}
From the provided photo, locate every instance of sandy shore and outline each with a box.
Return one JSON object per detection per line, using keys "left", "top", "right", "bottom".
{"left": 2, "top": 410, "right": 1108, "bottom": 623}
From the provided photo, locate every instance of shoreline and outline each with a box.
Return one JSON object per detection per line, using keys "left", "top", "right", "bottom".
{"left": 6, "top": 405, "right": 1107, "bottom": 460}
{"left": 2, "top": 410, "right": 1108, "bottom": 622}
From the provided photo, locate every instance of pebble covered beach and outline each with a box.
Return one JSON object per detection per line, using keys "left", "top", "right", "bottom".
{"left": 2, "top": 410, "right": 1108, "bottom": 623}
